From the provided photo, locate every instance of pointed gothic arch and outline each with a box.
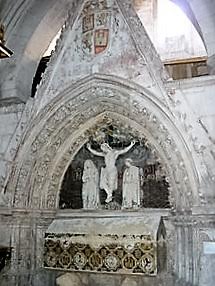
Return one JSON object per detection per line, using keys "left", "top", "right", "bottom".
{"left": 6, "top": 74, "right": 199, "bottom": 211}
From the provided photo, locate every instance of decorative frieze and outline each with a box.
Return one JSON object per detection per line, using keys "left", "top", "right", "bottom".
{"left": 44, "top": 233, "right": 157, "bottom": 276}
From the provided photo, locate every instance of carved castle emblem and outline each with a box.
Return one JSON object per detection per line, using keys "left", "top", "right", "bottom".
{"left": 82, "top": 0, "right": 111, "bottom": 55}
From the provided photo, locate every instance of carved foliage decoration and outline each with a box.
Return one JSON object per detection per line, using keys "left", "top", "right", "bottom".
{"left": 6, "top": 77, "right": 197, "bottom": 211}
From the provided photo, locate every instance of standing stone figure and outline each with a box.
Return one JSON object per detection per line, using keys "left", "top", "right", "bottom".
{"left": 0, "top": 191, "right": 9, "bottom": 207}
{"left": 87, "top": 141, "right": 136, "bottom": 203}
{"left": 82, "top": 159, "right": 99, "bottom": 209}
{"left": 122, "top": 158, "right": 141, "bottom": 209}
{"left": 56, "top": 273, "right": 82, "bottom": 286}
{"left": 121, "top": 278, "right": 138, "bottom": 286}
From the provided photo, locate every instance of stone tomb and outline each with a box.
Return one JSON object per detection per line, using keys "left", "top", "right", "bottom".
{"left": 43, "top": 213, "right": 166, "bottom": 280}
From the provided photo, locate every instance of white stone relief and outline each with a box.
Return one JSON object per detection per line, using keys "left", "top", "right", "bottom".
{"left": 87, "top": 140, "right": 136, "bottom": 203}
{"left": 57, "top": 123, "right": 171, "bottom": 211}
{"left": 121, "top": 278, "right": 137, "bottom": 286}
{"left": 0, "top": 191, "right": 10, "bottom": 207}
{"left": 56, "top": 273, "right": 82, "bottom": 286}
{"left": 82, "top": 159, "right": 100, "bottom": 209}
{"left": 122, "top": 158, "right": 141, "bottom": 209}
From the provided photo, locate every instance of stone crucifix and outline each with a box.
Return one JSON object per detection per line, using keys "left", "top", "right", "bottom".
{"left": 87, "top": 140, "right": 136, "bottom": 203}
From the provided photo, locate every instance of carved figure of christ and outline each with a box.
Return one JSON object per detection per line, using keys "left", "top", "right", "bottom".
{"left": 87, "top": 141, "right": 135, "bottom": 203}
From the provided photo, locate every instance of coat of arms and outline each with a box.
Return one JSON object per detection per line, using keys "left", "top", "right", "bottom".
{"left": 82, "top": 1, "right": 111, "bottom": 55}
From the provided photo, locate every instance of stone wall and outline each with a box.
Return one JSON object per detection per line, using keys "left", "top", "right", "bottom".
{"left": 165, "top": 75, "right": 215, "bottom": 204}
{"left": 0, "top": 103, "right": 24, "bottom": 193}
{"left": 0, "top": 1, "right": 215, "bottom": 286}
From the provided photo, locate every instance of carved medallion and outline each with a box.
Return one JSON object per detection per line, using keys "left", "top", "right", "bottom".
{"left": 122, "top": 254, "right": 136, "bottom": 270}
{"left": 140, "top": 254, "right": 154, "bottom": 274}
{"left": 73, "top": 252, "right": 87, "bottom": 269}
{"left": 104, "top": 253, "right": 120, "bottom": 270}
{"left": 89, "top": 252, "right": 103, "bottom": 269}
{"left": 45, "top": 251, "right": 58, "bottom": 268}
{"left": 44, "top": 233, "right": 157, "bottom": 275}
{"left": 59, "top": 251, "right": 72, "bottom": 268}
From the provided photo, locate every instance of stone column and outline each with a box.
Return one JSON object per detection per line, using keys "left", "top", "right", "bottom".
{"left": 173, "top": 217, "right": 197, "bottom": 285}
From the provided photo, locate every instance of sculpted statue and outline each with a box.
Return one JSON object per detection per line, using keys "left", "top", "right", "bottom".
{"left": 87, "top": 141, "right": 136, "bottom": 203}
{"left": 122, "top": 158, "right": 141, "bottom": 209}
{"left": 82, "top": 160, "right": 99, "bottom": 209}
{"left": 0, "top": 191, "right": 10, "bottom": 207}
{"left": 121, "top": 278, "right": 138, "bottom": 286}
{"left": 56, "top": 273, "right": 82, "bottom": 286}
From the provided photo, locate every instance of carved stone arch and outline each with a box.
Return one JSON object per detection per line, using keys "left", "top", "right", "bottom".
{"left": 7, "top": 75, "right": 199, "bottom": 211}
{"left": 45, "top": 112, "right": 185, "bottom": 210}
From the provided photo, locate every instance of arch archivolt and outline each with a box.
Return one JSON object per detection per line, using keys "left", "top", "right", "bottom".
{"left": 7, "top": 76, "right": 199, "bottom": 211}
{"left": 44, "top": 112, "right": 186, "bottom": 210}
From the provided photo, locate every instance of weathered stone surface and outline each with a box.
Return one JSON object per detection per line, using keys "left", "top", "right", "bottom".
{"left": 0, "top": 0, "right": 215, "bottom": 286}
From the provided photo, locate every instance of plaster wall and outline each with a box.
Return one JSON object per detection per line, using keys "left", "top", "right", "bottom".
{"left": 188, "top": 0, "right": 215, "bottom": 74}
{"left": 34, "top": 0, "right": 165, "bottom": 114}
{"left": 165, "top": 75, "right": 215, "bottom": 203}
{"left": 0, "top": 104, "right": 24, "bottom": 191}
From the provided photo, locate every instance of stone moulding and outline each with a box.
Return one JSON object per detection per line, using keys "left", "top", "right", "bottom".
{"left": 5, "top": 74, "right": 199, "bottom": 211}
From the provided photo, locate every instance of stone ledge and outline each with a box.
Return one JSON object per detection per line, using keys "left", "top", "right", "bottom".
{"left": 56, "top": 209, "right": 170, "bottom": 219}
{"left": 165, "top": 74, "right": 215, "bottom": 90}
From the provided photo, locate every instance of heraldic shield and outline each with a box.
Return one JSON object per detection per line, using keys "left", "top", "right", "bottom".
{"left": 82, "top": 0, "right": 111, "bottom": 55}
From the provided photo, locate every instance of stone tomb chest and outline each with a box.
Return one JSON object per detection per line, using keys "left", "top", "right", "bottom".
{"left": 43, "top": 213, "right": 165, "bottom": 276}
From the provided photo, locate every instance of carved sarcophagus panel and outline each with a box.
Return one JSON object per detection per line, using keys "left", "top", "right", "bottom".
{"left": 43, "top": 214, "right": 165, "bottom": 276}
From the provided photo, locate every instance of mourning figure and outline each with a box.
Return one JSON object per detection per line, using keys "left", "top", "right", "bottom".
{"left": 82, "top": 160, "right": 99, "bottom": 209}
{"left": 122, "top": 158, "right": 141, "bottom": 209}
{"left": 0, "top": 191, "right": 10, "bottom": 207}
